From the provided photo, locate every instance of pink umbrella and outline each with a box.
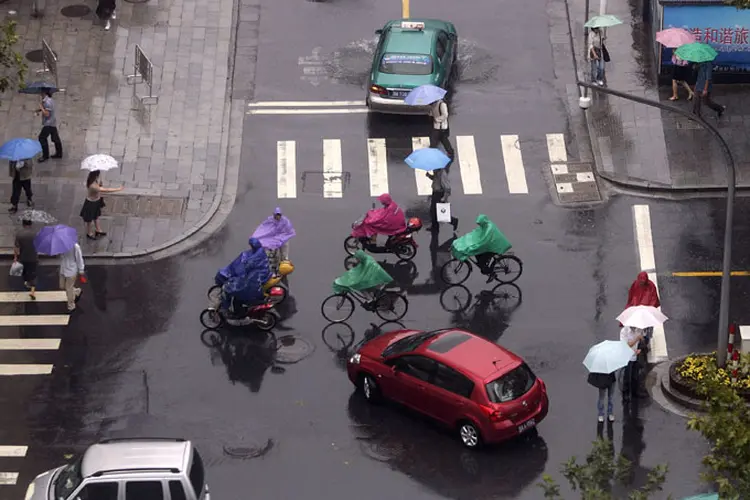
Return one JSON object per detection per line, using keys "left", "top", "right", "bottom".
{"left": 656, "top": 28, "right": 697, "bottom": 48}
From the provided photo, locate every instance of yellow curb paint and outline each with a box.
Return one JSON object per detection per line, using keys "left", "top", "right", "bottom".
{"left": 402, "top": 0, "right": 409, "bottom": 18}
{"left": 671, "top": 271, "right": 750, "bottom": 277}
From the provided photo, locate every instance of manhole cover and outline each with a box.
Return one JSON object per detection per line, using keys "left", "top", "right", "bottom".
{"left": 25, "top": 50, "right": 45, "bottom": 63}
{"left": 274, "top": 335, "right": 315, "bottom": 364}
{"left": 223, "top": 438, "right": 274, "bottom": 459}
{"left": 60, "top": 4, "right": 91, "bottom": 17}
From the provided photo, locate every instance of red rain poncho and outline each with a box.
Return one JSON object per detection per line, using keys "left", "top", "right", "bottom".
{"left": 351, "top": 193, "right": 407, "bottom": 238}
{"left": 626, "top": 272, "right": 661, "bottom": 308}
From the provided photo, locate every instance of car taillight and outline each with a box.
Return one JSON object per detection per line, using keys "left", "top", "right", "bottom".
{"left": 480, "top": 405, "right": 503, "bottom": 422}
{"left": 369, "top": 84, "right": 387, "bottom": 95}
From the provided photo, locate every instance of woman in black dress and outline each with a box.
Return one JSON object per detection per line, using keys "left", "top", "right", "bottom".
{"left": 80, "top": 170, "right": 123, "bottom": 240}
{"left": 670, "top": 52, "right": 694, "bottom": 101}
{"left": 96, "top": 0, "right": 117, "bottom": 31}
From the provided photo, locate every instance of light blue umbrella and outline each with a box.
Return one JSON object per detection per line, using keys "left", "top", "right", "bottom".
{"left": 405, "top": 148, "right": 451, "bottom": 171}
{"left": 0, "top": 139, "right": 42, "bottom": 162}
{"left": 681, "top": 495, "right": 718, "bottom": 500}
{"left": 583, "top": 340, "right": 634, "bottom": 374}
{"left": 404, "top": 84, "right": 447, "bottom": 106}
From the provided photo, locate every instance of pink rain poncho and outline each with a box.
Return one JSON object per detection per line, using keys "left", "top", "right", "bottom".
{"left": 351, "top": 193, "right": 407, "bottom": 238}
{"left": 252, "top": 207, "right": 296, "bottom": 249}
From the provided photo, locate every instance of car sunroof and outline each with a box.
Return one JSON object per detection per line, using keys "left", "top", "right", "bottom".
{"left": 426, "top": 331, "right": 470, "bottom": 353}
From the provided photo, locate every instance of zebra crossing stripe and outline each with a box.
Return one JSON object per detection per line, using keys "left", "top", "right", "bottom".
{"left": 0, "top": 315, "right": 69, "bottom": 327}
{"left": 0, "top": 339, "right": 60, "bottom": 350}
{"left": 367, "top": 139, "right": 388, "bottom": 197}
{"left": 411, "top": 137, "right": 432, "bottom": 196}
{"left": 323, "top": 139, "right": 343, "bottom": 198}
{"left": 456, "top": 136, "right": 482, "bottom": 195}
{"left": 277, "top": 141, "right": 297, "bottom": 199}
{"left": 0, "top": 446, "right": 27, "bottom": 457}
{"left": 0, "top": 291, "right": 66, "bottom": 303}
{"left": 501, "top": 135, "right": 529, "bottom": 194}
{"left": 0, "top": 364, "right": 53, "bottom": 375}
{"left": 0, "top": 472, "right": 19, "bottom": 485}
{"left": 546, "top": 133, "right": 567, "bottom": 163}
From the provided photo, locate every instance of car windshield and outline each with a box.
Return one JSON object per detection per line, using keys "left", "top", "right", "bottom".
{"left": 189, "top": 447, "right": 206, "bottom": 496}
{"left": 53, "top": 456, "right": 83, "bottom": 500}
{"left": 379, "top": 53, "right": 433, "bottom": 75}
{"left": 382, "top": 331, "right": 439, "bottom": 357}
{"left": 486, "top": 363, "right": 536, "bottom": 403}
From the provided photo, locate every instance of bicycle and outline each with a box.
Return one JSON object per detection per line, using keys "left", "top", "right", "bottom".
{"left": 440, "top": 252, "right": 523, "bottom": 286}
{"left": 321, "top": 286, "right": 409, "bottom": 323}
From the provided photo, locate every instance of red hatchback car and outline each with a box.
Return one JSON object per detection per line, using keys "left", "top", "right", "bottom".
{"left": 347, "top": 328, "right": 549, "bottom": 449}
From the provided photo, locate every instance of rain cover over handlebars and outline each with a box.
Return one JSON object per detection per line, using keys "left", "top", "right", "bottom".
{"left": 451, "top": 214, "right": 512, "bottom": 261}
{"left": 216, "top": 248, "right": 272, "bottom": 304}
{"left": 333, "top": 250, "right": 393, "bottom": 293}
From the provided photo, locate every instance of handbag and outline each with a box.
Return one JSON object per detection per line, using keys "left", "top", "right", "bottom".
{"left": 602, "top": 44, "right": 611, "bottom": 63}
{"left": 9, "top": 261, "right": 23, "bottom": 277}
{"left": 436, "top": 202, "right": 451, "bottom": 223}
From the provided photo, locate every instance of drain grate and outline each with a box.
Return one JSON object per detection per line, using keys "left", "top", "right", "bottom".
{"left": 60, "top": 4, "right": 91, "bottom": 17}
{"left": 103, "top": 195, "right": 185, "bottom": 219}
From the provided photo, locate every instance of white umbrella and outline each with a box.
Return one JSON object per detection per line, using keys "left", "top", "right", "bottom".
{"left": 583, "top": 340, "right": 634, "bottom": 374}
{"left": 616, "top": 305, "right": 668, "bottom": 329}
{"left": 81, "top": 154, "right": 118, "bottom": 172}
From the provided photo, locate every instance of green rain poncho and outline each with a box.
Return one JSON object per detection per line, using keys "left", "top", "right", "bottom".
{"left": 333, "top": 250, "right": 393, "bottom": 293}
{"left": 451, "top": 214, "right": 512, "bottom": 261}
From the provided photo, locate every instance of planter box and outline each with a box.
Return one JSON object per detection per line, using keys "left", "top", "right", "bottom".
{"left": 669, "top": 354, "right": 750, "bottom": 402}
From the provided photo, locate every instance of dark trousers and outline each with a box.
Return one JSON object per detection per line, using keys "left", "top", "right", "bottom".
{"left": 692, "top": 92, "right": 723, "bottom": 116}
{"left": 430, "top": 128, "right": 455, "bottom": 158}
{"left": 622, "top": 360, "right": 640, "bottom": 400}
{"left": 39, "top": 126, "right": 62, "bottom": 159}
{"left": 10, "top": 177, "right": 32, "bottom": 207}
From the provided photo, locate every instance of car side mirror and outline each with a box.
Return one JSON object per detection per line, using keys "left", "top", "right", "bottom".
{"left": 375, "top": 29, "right": 383, "bottom": 35}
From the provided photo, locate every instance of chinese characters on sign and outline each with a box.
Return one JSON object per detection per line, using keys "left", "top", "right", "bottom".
{"left": 689, "top": 26, "right": 749, "bottom": 49}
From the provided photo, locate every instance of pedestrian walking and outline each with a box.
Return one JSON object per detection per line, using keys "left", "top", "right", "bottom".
{"left": 8, "top": 159, "right": 34, "bottom": 213}
{"left": 669, "top": 53, "right": 694, "bottom": 101}
{"left": 588, "top": 371, "right": 616, "bottom": 423}
{"left": 96, "top": 0, "right": 117, "bottom": 30}
{"left": 14, "top": 219, "right": 38, "bottom": 300}
{"left": 588, "top": 27, "right": 608, "bottom": 85}
{"left": 428, "top": 99, "right": 455, "bottom": 159}
{"left": 80, "top": 170, "right": 123, "bottom": 240}
{"left": 692, "top": 61, "right": 725, "bottom": 118}
{"left": 426, "top": 168, "right": 458, "bottom": 231}
{"left": 37, "top": 89, "right": 62, "bottom": 163}
{"left": 619, "top": 325, "right": 644, "bottom": 403}
{"left": 58, "top": 241, "right": 84, "bottom": 312}
{"left": 625, "top": 272, "right": 660, "bottom": 348}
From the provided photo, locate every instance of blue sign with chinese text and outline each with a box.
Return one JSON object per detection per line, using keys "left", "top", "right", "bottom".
{"left": 663, "top": 5, "right": 750, "bottom": 72}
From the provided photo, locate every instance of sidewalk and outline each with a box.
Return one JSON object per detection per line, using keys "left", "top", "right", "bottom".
{"left": 567, "top": 0, "right": 750, "bottom": 191}
{"left": 0, "top": 0, "right": 249, "bottom": 262}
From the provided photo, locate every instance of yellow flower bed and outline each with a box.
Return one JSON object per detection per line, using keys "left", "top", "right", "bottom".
{"left": 678, "top": 353, "right": 750, "bottom": 391}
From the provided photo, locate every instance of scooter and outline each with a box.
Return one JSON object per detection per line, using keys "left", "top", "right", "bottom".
{"left": 344, "top": 216, "right": 423, "bottom": 261}
{"left": 200, "top": 287, "right": 284, "bottom": 331}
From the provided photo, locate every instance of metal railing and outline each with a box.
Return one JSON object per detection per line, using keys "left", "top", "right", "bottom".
{"left": 126, "top": 44, "right": 158, "bottom": 105}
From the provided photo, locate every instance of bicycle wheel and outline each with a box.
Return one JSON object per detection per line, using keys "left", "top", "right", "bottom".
{"left": 344, "top": 236, "right": 363, "bottom": 256}
{"left": 322, "top": 322, "right": 356, "bottom": 352}
{"left": 394, "top": 242, "right": 416, "bottom": 261}
{"left": 441, "top": 258, "right": 472, "bottom": 285}
{"left": 207, "top": 285, "right": 222, "bottom": 302}
{"left": 321, "top": 293, "right": 356, "bottom": 323}
{"left": 375, "top": 291, "right": 408, "bottom": 321}
{"left": 255, "top": 311, "right": 277, "bottom": 331}
{"left": 490, "top": 283, "right": 523, "bottom": 311}
{"left": 200, "top": 308, "right": 224, "bottom": 329}
{"left": 439, "top": 285, "right": 472, "bottom": 312}
{"left": 492, "top": 255, "right": 523, "bottom": 284}
{"left": 344, "top": 255, "right": 359, "bottom": 270}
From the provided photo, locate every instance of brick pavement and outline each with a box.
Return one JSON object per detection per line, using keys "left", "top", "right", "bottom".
{"left": 0, "top": 0, "right": 251, "bottom": 261}
{"left": 564, "top": 0, "right": 750, "bottom": 191}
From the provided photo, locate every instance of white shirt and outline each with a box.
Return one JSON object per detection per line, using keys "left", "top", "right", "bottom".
{"left": 620, "top": 326, "right": 641, "bottom": 362}
{"left": 430, "top": 100, "right": 449, "bottom": 130}
{"left": 59, "top": 243, "right": 84, "bottom": 278}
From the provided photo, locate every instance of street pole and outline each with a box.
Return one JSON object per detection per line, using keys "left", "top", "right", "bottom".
{"left": 599, "top": 0, "right": 607, "bottom": 15}
{"left": 577, "top": 81, "right": 736, "bottom": 367}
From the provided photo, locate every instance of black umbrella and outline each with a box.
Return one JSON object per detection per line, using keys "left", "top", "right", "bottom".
{"left": 19, "top": 81, "right": 59, "bottom": 95}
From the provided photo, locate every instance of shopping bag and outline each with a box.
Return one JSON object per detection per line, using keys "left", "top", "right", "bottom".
{"left": 436, "top": 202, "right": 451, "bottom": 223}
{"left": 9, "top": 261, "right": 23, "bottom": 277}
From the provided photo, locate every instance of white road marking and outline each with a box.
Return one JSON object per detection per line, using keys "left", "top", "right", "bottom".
{"left": 576, "top": 172, "right": 595, "bottom": 182}
{"left": 248, "top": 108, "right": 369, "bottom": 115}
{"left": 0, "top": 291, "right": 66, "bottom": 303}
{"left": 0, "top": 446, "right": 27, "bottom": 457}
{"left": 0, "top": 364, "right": 53, "bottom": 375}
{"left": 277, "top": 141, "right": 296, "bottom": 199}
{"left": 323, "top": 139, "right": 343, "bottom": 198}
{"left": 0, "top": 339, "right": 60, "bottom": 350}
{"left": 367, "top": 139, "right": 389, "bottom": 197}
{"left": 456, "top": 136, "right": 482, "bottom": 195}
{"left": 500, "top": 135, "right": 528, "bottom": 194}
{"left": 633, "top": 204, "right": 668, "bottom": 362}
{"left": 546, "top": 133, "right": 568, "bottom": 163}
{"left": 248, "top": 101, "right": 366, "bottom": 107}
{"left": 0, "top": 315, "right": 69, "bottom": 327}
{"left": 411, "top": 137, "right": 432, "bottom": 196}
{"left": 550, "top": 164, "right": 568, "bottom": 175}
{"left": 556, "top": 183, "right": 573, "bottom": 193}
{"left": 0, "top": 472, "right": 19, "bottom": 485}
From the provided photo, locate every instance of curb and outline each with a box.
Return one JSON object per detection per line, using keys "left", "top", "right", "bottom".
{"left": 646, "top": 361, "right": 694, "bottom": 418}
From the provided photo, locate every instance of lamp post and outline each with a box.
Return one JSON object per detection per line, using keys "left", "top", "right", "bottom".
{"left": 577, "top": 82, "right": 736, "bottom": 367}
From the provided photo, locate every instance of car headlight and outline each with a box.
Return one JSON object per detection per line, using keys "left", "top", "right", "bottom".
{"left": 24, "top": 483, "right": 35, "bottom": 500}
{"left": 349, "top": 353, "right": 361, "bottom": 365}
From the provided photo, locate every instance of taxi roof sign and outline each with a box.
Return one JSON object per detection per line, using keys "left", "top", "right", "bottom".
{"left": 400, "top": 21, "right": 425, "bottom": 30}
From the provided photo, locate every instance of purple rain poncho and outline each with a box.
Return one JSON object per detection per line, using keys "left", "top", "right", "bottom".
{"left": 252, "top": 208, "right": 296, "bottom": 249}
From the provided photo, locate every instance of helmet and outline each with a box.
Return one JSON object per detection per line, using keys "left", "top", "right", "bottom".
{"left": 278, "top": 260, "right": 295, "bottom": 275}
{"left": 407, "top": 217, "right": 423, "bottom": 230}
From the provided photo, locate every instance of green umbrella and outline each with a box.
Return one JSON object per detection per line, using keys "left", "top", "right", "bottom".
{"left": 584, "top": 14, "right": 623, "bottom": 28}
{"left": 675, "top": 42, "right": 718, "bottom": 63}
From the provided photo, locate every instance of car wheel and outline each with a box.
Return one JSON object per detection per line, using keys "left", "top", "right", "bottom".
{"left": 360, "top": 374, "right": 382, "bottom": 403}
{"left": 458, "top": 421, "right": 482, "bottom": 449}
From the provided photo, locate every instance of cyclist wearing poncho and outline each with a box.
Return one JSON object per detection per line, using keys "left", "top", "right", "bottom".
{"left": 333, "top": 250, "right": 393, "bottom": 299}
{"left": 451, "top": 214, "right": 512, "bottom": 274}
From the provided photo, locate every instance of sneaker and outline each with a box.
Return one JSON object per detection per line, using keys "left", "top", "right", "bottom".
{"left": 104, "top": 20, "right": 111, "bottom": 30}
{"left": 597, "top": 415, "right": 604, "bottom": 423}
{"left": 598, "top": 79, "right": 605, "bottom": 85}
{"left": 26, "top": 198, "right": 34, "bottom": 207}
{"left": 8, "top": 206, "right": 17, "bottom": 213}
{"left": 608, "top": 414, "right": 615, "bottom": 422}
{"left": 111, "top": 10, "right": 116, "bottom": 19}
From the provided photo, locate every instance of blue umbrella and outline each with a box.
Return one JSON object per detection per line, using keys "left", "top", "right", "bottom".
{"left": 583, "top": 340, "right": 634, "bottom": 374}
{"left": 404, "top": 84, "right": 447, "bottom": 106}
{"left": 19, "top": 81, "right": 59, "bottom": 95}
{"left": 33, "top": 224, "right": 77, "bottom": 256}
{"left": 405, "top": 148, "right": 451, "bottom": 171}
{"left": 0, "top": 138, "right": 42, "bottom": 161}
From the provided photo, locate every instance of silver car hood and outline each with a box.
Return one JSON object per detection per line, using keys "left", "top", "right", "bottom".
{"left": 25, "top": 466, "right": 63, "bottom": 500}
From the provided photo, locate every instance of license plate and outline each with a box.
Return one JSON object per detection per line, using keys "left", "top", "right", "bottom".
{"left": 517, "top": 419, "right": 536, "bottom": 433}
{"left": 392, "top": 91, "right": 409, "bottom": 98}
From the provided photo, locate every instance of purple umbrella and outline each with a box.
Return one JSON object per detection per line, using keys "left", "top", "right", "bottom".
{"left": 34, "top": 224, "right": 78, "bottom": 256}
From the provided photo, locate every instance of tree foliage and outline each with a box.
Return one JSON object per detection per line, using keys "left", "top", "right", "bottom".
{"left": 0, "top": 18, "right": 27, "bottom": 96}
{"left": 537, "top": 438, "right": 670, "bottom": 500}
{"left": 725, "top": 0, "right": 750, "bottom": 8}
{"left": 688, "top": 362, "right": 750, "bottom": 500}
